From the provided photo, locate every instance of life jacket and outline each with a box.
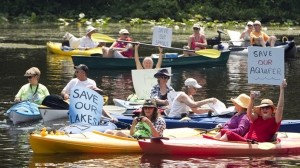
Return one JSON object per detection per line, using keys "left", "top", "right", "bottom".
{"left": 191, "top": 35, "right": 206, "bottom": 50}
{"left": 114, "top": 37, "right": 133, "bottom": 58}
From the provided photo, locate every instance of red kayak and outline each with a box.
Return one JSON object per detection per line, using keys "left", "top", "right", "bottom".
{"left": 138, "top": 132, "right": 300, "bottom": 156}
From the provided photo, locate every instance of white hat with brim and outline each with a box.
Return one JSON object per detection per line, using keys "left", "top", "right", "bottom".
{"left": 119, "top": 29, "right": 129, "bottom": 34}
{"left": 86, "top": 26, "right": 97, "bottom": 35}
{"left": 193, "top": 23, "right": 201, "bottom": 29}
{"left": 247, "top": 21, "right": 254, "bottom": 26}
{"left": 24, "top": 67, "right": 41, "bottom": 76}
{"left": 254, "top": 20, "right": 261, "bottom": 26}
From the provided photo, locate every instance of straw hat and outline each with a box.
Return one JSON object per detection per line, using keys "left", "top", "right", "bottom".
{"left": 230, "top": 93, "right": 250, "bottom": 109}
{"left": 24, "top": 67, "right": 41, "bottom": 76}
{"left": 254, "top": 99, "right": 276, "bottom": 113}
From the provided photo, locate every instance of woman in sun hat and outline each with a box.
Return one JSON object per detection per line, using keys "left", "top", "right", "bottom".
{"left": 168, "top": 78, "right": 217, "bottom": 118}
{"left": 183, "top": 23, "right": 207, "bottom": 56}
{"left": 216, "top": 79, "right": 287, "bottom": 142}
{"left": 213, "top": 93, "right": 251, "bottom": 139}
{"left": 102, "top": 28, "right": 133, "bottom": 58}
{"left": 79, "top": 26, "right": 105, "bottom": 49}
{"left": 105, "top": 99, "right": 166, "bottom": 138}
{"left": 150, "top": 69, "right": 175, "bottom": 107}
{"left": 14, "top": 67, "right": 49, "bottom": 105}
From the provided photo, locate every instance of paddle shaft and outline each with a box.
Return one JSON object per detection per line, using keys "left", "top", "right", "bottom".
{"left": 117, "top": 40, "right": 194, "bottom": 52}
{"left": 101, "top": 116, "right": 132, "bottom": 127}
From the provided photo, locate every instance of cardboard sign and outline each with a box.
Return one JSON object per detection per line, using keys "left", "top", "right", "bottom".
{"left": 69, "top": 86, "right": 103, "bottom": 125}
{"left": 132, "top": 67, "right": 172, "bottom": 100}
{"left": 152, "top": 26, "right": 172, "bottom": 47}
{"left": 248, "top": 46, "right": 284, "bottom": 85}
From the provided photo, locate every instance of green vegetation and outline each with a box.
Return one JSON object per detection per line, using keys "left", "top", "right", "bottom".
{"left": 0, "top": 0, "right": 299, "bottom": 28}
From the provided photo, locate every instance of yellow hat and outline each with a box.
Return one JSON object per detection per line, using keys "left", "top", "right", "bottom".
{"left": 230, "top": 93, "right": 250, "bottom": 108}
{"left": 254, "top": 99, "right": 276, "bottom": 113}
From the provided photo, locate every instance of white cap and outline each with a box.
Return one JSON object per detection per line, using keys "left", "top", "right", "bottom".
{"left": 254, "top": 20, "right": 261, "bottom": 26}
{"left": 247, "top": 21, "right": 253, "bottom": 26}
{"left": 119, "top": 29, "right": 129, "bottom": 34}
{"left": 193, "top": 23, "right": 201, "bottom": 29}
{"left": 184, "top": 78, "right": 202, "bottom": 88}
{"left": 86, "top": 26, "right": 97, "bottom": 35}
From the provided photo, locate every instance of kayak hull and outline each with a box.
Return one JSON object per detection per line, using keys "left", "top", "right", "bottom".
{"left": 138, "top": 132, "right": 300, "bottom": 156}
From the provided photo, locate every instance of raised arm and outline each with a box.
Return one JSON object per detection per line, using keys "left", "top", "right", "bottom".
{"left": 134, "top": 43, "right": 143, "bottom": 69}
{"left": 247, "top": 92, "right": 258, "bottom": 122}
{"left": 275, "top": 79, "right": 287, "bottom": 123}
{"left": 155, "top": 46, "right": 163, "bottom": 69}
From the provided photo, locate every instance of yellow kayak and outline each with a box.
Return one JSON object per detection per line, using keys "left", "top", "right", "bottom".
{"left": 29, "top": 128, "right": 204, "bottom": 154}
{"left": 46, "top": 42, "right": 103, "bottom": 56}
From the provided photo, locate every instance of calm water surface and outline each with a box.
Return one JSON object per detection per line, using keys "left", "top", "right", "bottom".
{"left": 0, "top": 24, "right": 300, "bottom": 167}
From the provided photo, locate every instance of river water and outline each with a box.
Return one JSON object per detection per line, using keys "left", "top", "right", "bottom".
{"left": 0, "top": 24, "right": 300, "bottom": 167}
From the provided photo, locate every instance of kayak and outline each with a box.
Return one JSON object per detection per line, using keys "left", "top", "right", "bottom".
{"left": 71, "top": 50, "right": 231, "bottom": 70}
{"left": 58, "top": 121, "right": 117, "bottom": 134}
{"left": 40, "top": 105, "right": 126, "bottom": 122}
{"left": 138, "top": 132, "right": 300, "bottom": 156}
{"left": 6, "top": 101, "right": 41, "bottom": 125}
{"left": 29, "top": 127, "right": 202, "bottom": 154}
{"left": 47, "top": 42, "right": 103, "bottom": 56}
{"left": 221, "top": 40, "right": 297, "bottom": 59}
{"left": 114, "top": 114, "right": 300, "bottom": 133}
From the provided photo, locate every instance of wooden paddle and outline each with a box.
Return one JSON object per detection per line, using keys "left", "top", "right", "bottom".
{"left": 91, "top": 33, "right": 115, "bottom": 43}
{"left": 117, "top": 40, "right": 221, "bottom": 59}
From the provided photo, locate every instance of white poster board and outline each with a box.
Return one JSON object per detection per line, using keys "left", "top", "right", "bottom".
{"left": 248, "top": 46, "right": 284, "bottom": 85}
{"left": 152, "top": 26, "right": 172, "bottom": 47}
{"left": 132, "top": 67, "right": 172, "bottom": 100}
{"left": 69, "top": 86, "right": 103, "bottom": 125}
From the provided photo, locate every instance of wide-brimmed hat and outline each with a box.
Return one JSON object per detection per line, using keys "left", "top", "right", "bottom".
{"left": 254, "top": 20, "right": 261, "bottom": 26}
{"left": 247, "top": 21, "right": 254, "bottom": 26}
{"left": 184, "top": 78, "right": 202, "bottom": 89}
{"left": 86, "top": 26, "right": 97, "bottom": 35}
{"left": 254, "top": 99, "right": 276, "bottom": 113}
{"left": 24, "top": 67, "right": 41, "bottom": 76}
{"left": 74, "top": 64, "right": 88, "bottom": 73}
{"left": 119, "top": 29, "right": 129, "bottom": 34}
{"left": 193, "top": 23, "right": 201, "bottom": 29}
{"left": 230, "top": 93, "right": 250, "bottom": 109}
{"left": 154, "top": 69, "right": 172, "bottom": 78}
{"left": 143, "top": 99, "right": 157, "bottom": 108}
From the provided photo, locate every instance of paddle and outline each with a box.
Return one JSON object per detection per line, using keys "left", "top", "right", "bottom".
{"left": 91, "top": 33, "right": 115, "bottom": 43}
{"left": 117, "top": 40, "right": 221, "bottom": 58}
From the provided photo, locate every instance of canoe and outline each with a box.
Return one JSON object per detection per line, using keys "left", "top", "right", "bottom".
{"left": 222, "top": 40, "right": 297, "bottom": 59}
{"left": 40, "top": 105, "right": 126, "bottom": 122}
{"left": 47, "top": 42, "right": 103, "bottom": 56}
{"left": 138, "top": 132, "right": 300, "bottom": 156}
{"left": 29, "top": 127, "right": 202, "bottom": 154}
{"left": 71, "top": 50, "right": 231, "bottom": 70}
{"left": 6, "top": 101, "right": 41, "bottom": 125}
{"left": 114, "top": 114, "right": 300, "bottom": 133}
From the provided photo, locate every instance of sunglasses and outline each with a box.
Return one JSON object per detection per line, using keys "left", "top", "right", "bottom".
{"left": 193, "top": 27, "right": 200, "bottom": 30}
{"left": 247, "top": 25, "right": 253, "bottom": 26}
{"left": 254, "top": 24, "right": 260, "bottom": 26}
{"left": 123, "top": 33, "right": 129, "bottom": 35}
{"left": 143, "top": 107, "right": 155, "bottom": 110}
{"left": 261, "top": 106, "right": 272, "bottom": 110}
{"left": 159, "top": 76, "right": 170, "bottom": 79}
{"left": 27, "top": 76, "right": 34, "bottom": 79}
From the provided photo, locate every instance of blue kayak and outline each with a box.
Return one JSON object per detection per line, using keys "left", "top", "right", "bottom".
{"left": 113, "top": 114, "right": 300, "bottom": 133}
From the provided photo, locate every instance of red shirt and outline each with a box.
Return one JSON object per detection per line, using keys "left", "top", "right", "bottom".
{"left": 245, "top": 116, "right": 281, "bottom": 142}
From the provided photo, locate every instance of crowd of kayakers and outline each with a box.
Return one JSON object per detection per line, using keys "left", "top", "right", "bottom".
{"left": 13, "top": 60, "right": 287, "bottom": 143}
{"left": 12, "top": 22, "right": 287, "bottom": 143}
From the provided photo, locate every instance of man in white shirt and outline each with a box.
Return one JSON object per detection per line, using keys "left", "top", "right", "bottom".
{"left": 61, "top": 64, "right": 101, "bottom": 100}
{"left": 168, "top": 78, "right": 217, "bottom": 118}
